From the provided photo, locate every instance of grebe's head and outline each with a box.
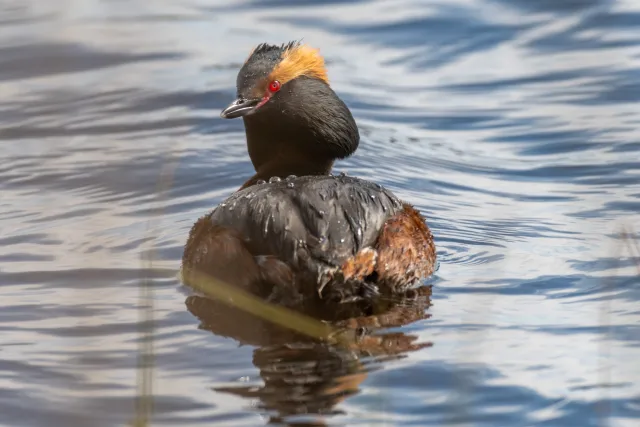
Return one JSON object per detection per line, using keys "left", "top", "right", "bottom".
{"left": 221, "top": 41, "right": 327, "bottom": 119}
{"left": 220, "top": 41, "right": 359, "bottom": 160}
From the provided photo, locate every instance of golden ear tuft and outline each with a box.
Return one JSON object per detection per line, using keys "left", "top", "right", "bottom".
{"left": 269, "top": 44, "right": 329, "bottom": 85}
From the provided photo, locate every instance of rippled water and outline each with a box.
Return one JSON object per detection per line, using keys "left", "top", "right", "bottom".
{"left": 1, "top": 1, "right": 639, "bottom": 426}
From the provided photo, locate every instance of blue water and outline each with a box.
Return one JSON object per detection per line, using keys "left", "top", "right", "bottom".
{"left": 1, "top": 1, "right": 639, "bottom": 426}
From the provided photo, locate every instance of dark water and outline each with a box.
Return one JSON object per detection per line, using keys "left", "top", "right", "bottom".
{"left": 1, "top": 0, "right": 639, "bottom": 426}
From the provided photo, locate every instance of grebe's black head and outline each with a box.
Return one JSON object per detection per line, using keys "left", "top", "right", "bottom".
{"left": 220, "top": 42, "right": 359, "bottom": 178}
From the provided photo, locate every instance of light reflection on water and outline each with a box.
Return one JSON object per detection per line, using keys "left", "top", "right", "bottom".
{"left": 1, "top": 0, "right": 639, "bottom": 426}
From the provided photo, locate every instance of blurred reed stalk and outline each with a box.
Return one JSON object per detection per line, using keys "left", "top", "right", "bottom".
{"left": 181, "top": 269, "right": 340, "bottom": 342}
{"left": 621, "top": 225, "right": 640, "bottom": 275}
{"left": 132, "top": 145, "right": 179, "bottom": 426}
{"left": 597, "top": 224, "right": 639, "bottom": 427}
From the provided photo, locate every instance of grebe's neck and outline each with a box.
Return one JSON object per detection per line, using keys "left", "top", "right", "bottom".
{"left": 237, "top": 77, "right": 359, "bottom": 191}
{"left": 239, "top": 157, "right": 334, "bottom": 190}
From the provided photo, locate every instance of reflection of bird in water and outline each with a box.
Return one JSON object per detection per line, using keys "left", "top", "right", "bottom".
{"left": 185, "top": 285, "right": 432, "bottom": 425}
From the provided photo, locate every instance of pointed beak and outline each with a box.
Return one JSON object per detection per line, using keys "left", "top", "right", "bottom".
{"left": 220, "top": 97, "right": 260, "bottom": 119}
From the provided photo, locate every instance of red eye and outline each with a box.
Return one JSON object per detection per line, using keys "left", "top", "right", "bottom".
{"left": 268, "top": 80, "right": 281, "bottom": 93}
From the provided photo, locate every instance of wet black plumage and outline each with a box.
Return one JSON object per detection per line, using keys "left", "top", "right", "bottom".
{"left": 210, "top": 175, "right": 403, "bottom": 281}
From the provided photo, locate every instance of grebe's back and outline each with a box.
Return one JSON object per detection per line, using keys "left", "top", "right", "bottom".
{"left": 209, "top": 175, "right": 404, "bottom": 271}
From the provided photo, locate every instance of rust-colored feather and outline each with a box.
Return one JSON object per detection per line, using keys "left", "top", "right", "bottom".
{"left": 269, "top": 44, "right": 329, "bottom": 85}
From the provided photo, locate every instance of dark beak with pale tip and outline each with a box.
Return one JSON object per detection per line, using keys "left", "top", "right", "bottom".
{"left": 220, "top": 97, "right": 260, "bottom": 119}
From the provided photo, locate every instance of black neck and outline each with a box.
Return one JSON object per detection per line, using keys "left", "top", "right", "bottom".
{"left": 239, "top": 77, "right": 359, "bottom": 189}
{"left": 240, "top": 157, "right": 334, "bottom": 190}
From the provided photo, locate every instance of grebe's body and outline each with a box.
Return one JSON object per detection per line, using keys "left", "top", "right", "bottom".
{"left": 182, "top": 42, "right": 436, "bottom": 304}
